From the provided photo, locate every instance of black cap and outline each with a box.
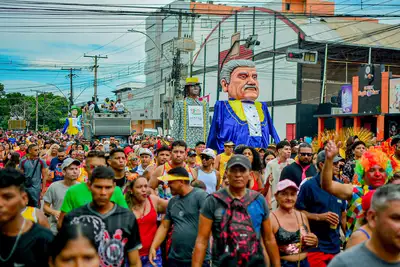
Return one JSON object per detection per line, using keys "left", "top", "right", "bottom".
{"left": 226, "top": 155, "right": 252, "bottom": 170}
{"left": 317, "top": 151, "right": 343, "bottom": 165}
{"left": 188, "top": 151, "right": 197, "bottom": 157}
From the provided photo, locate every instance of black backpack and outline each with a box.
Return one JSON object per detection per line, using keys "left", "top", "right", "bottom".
{"left": 213, "top": 189, "right": 262, "bottom": 266}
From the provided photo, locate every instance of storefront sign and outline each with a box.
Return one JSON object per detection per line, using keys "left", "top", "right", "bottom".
{"left": 358, "top": 64, "right": 382, "bottom": 114}
{"left": 389, "top": 78, "right": 400, "bottom": 114}
{"left": 341, "top": 84, "right": 352, "bottom": 113}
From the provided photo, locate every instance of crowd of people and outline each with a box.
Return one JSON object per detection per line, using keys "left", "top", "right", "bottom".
{"left": 0, "top": 128, "right": 399, "bottom": 267}
{"left": 82, "top": 98, "right": 126, "bottom": 114}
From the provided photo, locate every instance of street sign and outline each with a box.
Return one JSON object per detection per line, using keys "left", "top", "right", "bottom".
{"left": 286, "top": 48, "right": 318, "bottom": 64}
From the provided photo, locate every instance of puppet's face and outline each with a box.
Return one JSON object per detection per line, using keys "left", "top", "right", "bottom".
{"left": 221, "top": 67, "right": 259, "bottom": 101}
{"left": 71, "top": 109, "right": 78, "bottom": 117}
{"left": 187, "top": 85, "right": 200, "bottom": 97}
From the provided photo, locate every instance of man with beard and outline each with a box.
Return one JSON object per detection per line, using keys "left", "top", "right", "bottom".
{"left": 143, "top": 145, "right": 171, "bottom": 181}
{"left": 280, "top": 143, "right": 317, "bottom": 187}
{"left": 321, "top": 140, "right": 393, "bottom": 239}
{"left": 150, "top": 141, "right": 197, "bottom": 200}
{"left": 207, "top": 60, "right": 279, "bottom": 153}
{"left": 148, "top": 167, "right": 210, "bottom": 267}
{"left": 172, "top": 78, "right": 209, "bottom": 149}
{"left": 329, "top": 184, "right": 400, "bottom": 267}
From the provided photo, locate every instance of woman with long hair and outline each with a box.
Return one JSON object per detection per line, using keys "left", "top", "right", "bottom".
{"left": 271, "top": 180, "right": 318, "bottom": 267}
{"left": 234, "top": 146, "right": 263, "bottom": 191}
{"left": 343, "top": 141, "right": 366, "bottom": 183}
{"left": 4, "top": 152, "right": 20, "bottom": 169}
{"left": 43, "top": 144, "right": 60, "bottom": 166}
{"left": 49, "top": 224, "right": 100, "bottom": 267}
{"left": 125, "top": 177, "right": 168, "bottom": 267}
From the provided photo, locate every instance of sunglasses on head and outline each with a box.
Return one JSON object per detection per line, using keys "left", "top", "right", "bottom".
{"left": 300, "top": 153, "right": 313, "bottom": 157}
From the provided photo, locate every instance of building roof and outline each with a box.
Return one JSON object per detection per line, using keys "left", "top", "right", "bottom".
{"left": 294, "top": 17, "right": 400, "bottom": 50}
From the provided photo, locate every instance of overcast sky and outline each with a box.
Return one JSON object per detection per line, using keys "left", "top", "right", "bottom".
{"left": 0, "top": 0, "right": 398, "bottom": 104}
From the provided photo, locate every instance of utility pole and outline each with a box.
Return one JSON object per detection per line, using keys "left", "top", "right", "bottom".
{"left": 84, "top": 54, "right": 107, "bottom": 101}
{"left": 61, "top": 68, "right": 81, "bottom": 108}
{"left": 31, "top": 90, "right": 40, "bottom": 132}
{"left": 172, "top": 12, "right": 183, "bottom": 99}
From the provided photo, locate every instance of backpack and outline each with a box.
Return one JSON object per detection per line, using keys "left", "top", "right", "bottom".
{"left": 213, "top": 189, "right": 262, "bottom": 266}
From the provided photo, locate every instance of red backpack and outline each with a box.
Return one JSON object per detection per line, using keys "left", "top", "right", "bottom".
{"left": 213, "top": 189, "right": 262, "bottom": 266}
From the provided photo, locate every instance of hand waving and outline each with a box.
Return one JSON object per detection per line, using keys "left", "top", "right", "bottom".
{"left": 324, "top": 140, "right": 340, "bottom": 160}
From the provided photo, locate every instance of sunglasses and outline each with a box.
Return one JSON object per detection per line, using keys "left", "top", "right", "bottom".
{"left": 300, "top": 153, "right": 313, "bottom": 157}
{"left": 201, "top": 155, "right": 212, "bottom": 160}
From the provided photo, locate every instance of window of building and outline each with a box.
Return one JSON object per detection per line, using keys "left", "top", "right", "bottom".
{"left": 286, "top": 3, "right": 291, "bottom": 10}
{"left": 201, "top": 19, "right": 212, "bottom": 28}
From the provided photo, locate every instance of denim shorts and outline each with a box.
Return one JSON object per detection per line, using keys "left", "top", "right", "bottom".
{"left": 281, "top": 258, "right": 310, "bottom": 267}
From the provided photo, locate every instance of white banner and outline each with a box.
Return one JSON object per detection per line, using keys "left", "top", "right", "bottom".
{"left": 188, "top": 105, "right": 203, "bottom": 127}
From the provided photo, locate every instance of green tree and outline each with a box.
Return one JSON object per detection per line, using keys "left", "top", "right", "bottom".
{"left": 0, "top": 83, "right": 69, "bottom": 131}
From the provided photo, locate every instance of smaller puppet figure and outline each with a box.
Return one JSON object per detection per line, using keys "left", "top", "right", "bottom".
{"left": 62, "top": 105, "right": 82, "bottom": 136}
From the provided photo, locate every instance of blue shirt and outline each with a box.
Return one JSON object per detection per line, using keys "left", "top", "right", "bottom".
{"left": 49, "top": 157, "right": 64, "bottom": 182}
{"left": 295, "top": 174, "right": 346, "bottom": 254}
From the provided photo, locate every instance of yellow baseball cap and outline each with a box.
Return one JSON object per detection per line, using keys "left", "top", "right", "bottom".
{"left": 158, "top": 175, "right": 190, "bottom": 182}
{"left": 158, "top": 167, "right": 190, "bottom": 182}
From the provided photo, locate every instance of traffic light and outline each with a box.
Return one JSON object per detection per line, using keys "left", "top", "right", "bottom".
{"left": 244, "top": 35, "right": 261, "bottom": 50}
{"left": 286, "top": 48, "right": 318, "bottom": 64}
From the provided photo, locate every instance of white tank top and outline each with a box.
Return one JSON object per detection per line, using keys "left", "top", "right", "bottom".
{"left": 197, "top": 168, "right": 217, "bottom": 194}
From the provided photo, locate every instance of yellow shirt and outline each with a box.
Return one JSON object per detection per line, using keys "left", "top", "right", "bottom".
{"left": 21, "top": 206, "right": 37, "bottom": 223}
{"left": 78, "top": 167, "right": 88, "bottom": 183}
{"left": 219, "top": 152, "right": 232, "bottom": 180}
{"left": 196, "top": 155, "right": 202, "bottom": 166}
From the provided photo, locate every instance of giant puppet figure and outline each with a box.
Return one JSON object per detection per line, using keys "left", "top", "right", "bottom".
{"left": 207, "top": 60, "right": 280, "bottom": 153}
{"left": 62, "top": 105, "right": 82, "bottom": 136}
{"left": 172, "top": 77, "right": 209, "bottom": 148}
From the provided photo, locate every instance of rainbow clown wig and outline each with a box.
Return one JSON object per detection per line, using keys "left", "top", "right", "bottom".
{"left": 354, "top": 147, "right": 393, "bottom": 186}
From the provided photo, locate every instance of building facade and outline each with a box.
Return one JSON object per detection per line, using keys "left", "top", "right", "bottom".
{"left": 144, "top": 0, "right": 400, "bottom": 140}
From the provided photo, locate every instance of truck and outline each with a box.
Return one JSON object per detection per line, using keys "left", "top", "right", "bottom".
{"left": 83, "top": 112, "right": 131, "bottom": 142}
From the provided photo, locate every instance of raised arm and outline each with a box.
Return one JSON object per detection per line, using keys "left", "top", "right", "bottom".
{"left": 321, "top": 141, "right": 353, "bottom": 201}
{"left": 149, "top": 165, "right": 163, "bottom": 189}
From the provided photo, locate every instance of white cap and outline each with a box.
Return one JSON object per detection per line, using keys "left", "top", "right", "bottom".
{"left": 200, "top": 148, "right": 216, "bottom": 159}
{"left": 139, "top": 148, "right": 153, "bottom": 157}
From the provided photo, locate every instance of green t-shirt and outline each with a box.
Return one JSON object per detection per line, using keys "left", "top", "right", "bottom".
{"left": 60, "top": 183, "right": 128, "bottom": 213}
